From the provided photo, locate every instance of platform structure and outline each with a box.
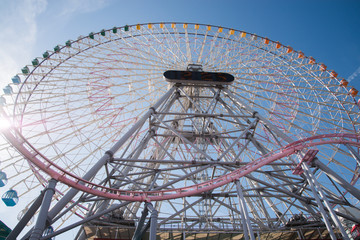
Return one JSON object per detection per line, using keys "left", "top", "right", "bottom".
{"left": 74, "top": 79, "right": 354, "bottom": 240}
{"left": 83, "top": 225, "right": 342, "bottom": 240}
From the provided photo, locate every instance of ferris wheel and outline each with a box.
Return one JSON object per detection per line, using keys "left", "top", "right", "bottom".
{"left": 0, "top": 22, "right": 360, "bottom": 240}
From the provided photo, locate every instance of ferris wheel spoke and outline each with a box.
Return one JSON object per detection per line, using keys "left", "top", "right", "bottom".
{"left": 230, "top": 86, "right": 353, "bottom": 133}
{"left": 159, "top": 25, "right": 186, "bottom": 66}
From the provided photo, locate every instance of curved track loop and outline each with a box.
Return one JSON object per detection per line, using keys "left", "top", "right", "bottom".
{"left": 2, "top": 114, "right": 358, "bottom": 202}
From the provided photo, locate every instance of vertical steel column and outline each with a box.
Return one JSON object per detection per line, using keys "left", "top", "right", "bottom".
{"left": 147, "top": 203, "right": 158, "bottom": 240}
{"left": 236, "top": 181, "right": 255, "bottom": 240}
{"left": 302, "top": 163, "right": 349, "bottom": 240}
{"left": 296, "top": 230, "right": 303, "bottom": 240}
{"left": 132, "top": 206, "right": 149, "bottom": 240}
{"left": 131, "top": 203, "right": 158, "bottom": 240}
{"left": 237, "top": 188, "right": 249, "bottom": 239}
{"left": 29, "top": 179, "right": 57, "bottom": 240}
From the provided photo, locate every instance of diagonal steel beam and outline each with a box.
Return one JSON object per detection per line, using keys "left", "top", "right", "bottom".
{"left": 236, "top": 180, "right": 256, "bottom": 240}
{"left": 211, "top": 196, "right": 268, "bottom": 229}
{"left": 314, "top": 159, "right": 360, "bottom": 201}
{"left": 159, "top": 198, "right": 203, "bottom": 225}
{"left": 302, "top": 163, "right": 349, "bottom": 240}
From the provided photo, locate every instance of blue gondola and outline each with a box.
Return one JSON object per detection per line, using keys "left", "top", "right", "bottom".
{"left": 3, "top": 85, "right": 13, "bottom": 95}
{"left": 0, "top": 171, "right": 7, "bottom": 187}
{"left": 0, "top": 96, "right": 6, "bottom": 106}
{"left": 43, "top": 226, "right": 55, "bottom": 240}
{"left": 2, "top": 189, "right": 19, "bottom": 207}
{"left": 11, "top": 75, "right": 21, "bottom": 84}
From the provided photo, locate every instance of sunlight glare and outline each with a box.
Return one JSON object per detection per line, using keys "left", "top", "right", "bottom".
{"left": 0, "top": 117, "right": 11, "bottom": 131}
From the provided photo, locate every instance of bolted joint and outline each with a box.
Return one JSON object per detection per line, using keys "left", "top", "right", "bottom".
{"left": 149, "top": 128, "right": 156, "bottom": 136}
{"left": 149, "top": 107, "right": 156, "bottom": 114}
{"left": 310, "top": 157, "right": 319, "bottom": 167}
{"left": 105, "top": 150, "right": 114, "bottom": 162}
{"left": 252, "top": 111, "right": 258, "bottom": 118}
{"left": 304, "top": 198, "right": 312, "bottom": 205}
{"left": 45, "top": 179, "right": 57, "bottom": 195}
{"left": 150, "top": 209, "right": 158, "bottom": 218}
{"left": 29, "top": 228, "right": 44, "bottom": 240}
{"left": 175, "top": 90, "right": 181, "bottom": 98}
{"left": 245, "top": 132, "right": 253, "bottom": 139}
{"left": 202, "top": 192, "right": 213, "bottom": 199}
{"left": 105, "top": 150, "right": 114, "bottom": 158}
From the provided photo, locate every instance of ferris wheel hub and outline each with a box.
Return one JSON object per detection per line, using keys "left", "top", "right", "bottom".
{"left": 187, "top": 63, "right": 203, "bottom": 71}
{"left": 164, "top": 70, "right": 234, "bottom": 85}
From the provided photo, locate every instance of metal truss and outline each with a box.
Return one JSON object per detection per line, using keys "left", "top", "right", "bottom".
{"left": 5, "top": 82, "right": 359, "bottom": 240}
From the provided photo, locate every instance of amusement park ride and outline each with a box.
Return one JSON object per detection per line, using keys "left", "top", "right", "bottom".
{"left": 0, "top": 22, "right": 360, "bottom": 240}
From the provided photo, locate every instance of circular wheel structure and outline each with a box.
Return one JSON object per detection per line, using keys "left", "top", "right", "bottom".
{"left": 0, "top": 22, "right": 360, "bottom": 239}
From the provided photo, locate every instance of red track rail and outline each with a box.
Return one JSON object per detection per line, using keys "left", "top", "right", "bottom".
{"left": 2, "top": 107, "right": 359, "bottom": 202}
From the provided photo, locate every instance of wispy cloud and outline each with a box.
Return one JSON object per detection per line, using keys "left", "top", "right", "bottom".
{"left": 0, "top": 0, "right": 47, "bottom": 88}
{"left": 0, "top": 0, "right": 111, "bottom": 89}
{"left": 348, "top": 66, "right": 360, "bottom": 83}
{"left": 58, "top": 0, "right": 109, "bottom": 17}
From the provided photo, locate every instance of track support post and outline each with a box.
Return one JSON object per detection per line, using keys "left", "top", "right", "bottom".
{"left": 147, "top": 203, "right": 158, "bottom": 240}
{"left": 29, "top": 178, "right": 57, "bottom": 240}
{"left": 236, "top": 180, "right": 255, "bottom": 240}
{"left": 313, "top": 159, "right": 360, "bottom": 201}
{"left": 132, "top": 205, "right": 149, "bottom": 240}
{"left": 301, "top": 163, "right": 349, "bottom": 240}
{"left": 132, "top": 203, "right": 158, "bottom": 240}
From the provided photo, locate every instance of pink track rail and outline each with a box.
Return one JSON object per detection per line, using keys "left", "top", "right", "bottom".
{"left": 3, "top": 119, "right": 360, "bottom": 202}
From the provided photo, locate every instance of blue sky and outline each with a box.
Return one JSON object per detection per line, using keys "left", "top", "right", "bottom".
{"left": 0, "top": 0, "right": 360, "bottom": 236}
{"left": 0, "top": 0, "right": 360, "bottom": 91}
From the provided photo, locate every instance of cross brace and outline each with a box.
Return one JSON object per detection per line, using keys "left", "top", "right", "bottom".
{"left": 292, "top": 149, "right": 319, "bottom": 175}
